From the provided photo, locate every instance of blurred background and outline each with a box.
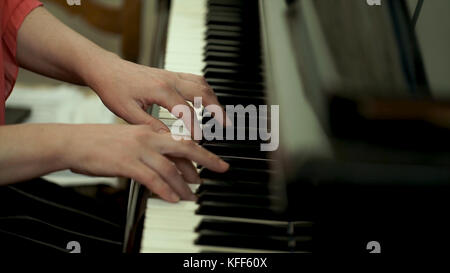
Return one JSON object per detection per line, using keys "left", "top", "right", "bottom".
{"left": 406, "top": 0, "right": 450, "bottom": 97}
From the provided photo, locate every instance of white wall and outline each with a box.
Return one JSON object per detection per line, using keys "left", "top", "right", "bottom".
{"left": 407, "top": 0, "right": 450, "bottom": 98}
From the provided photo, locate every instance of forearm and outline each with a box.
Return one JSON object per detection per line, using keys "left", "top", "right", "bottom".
{"left": 0, "top": 122, "right": 228, "bottom": 201}
{"left": 0, "top": 124, "right": 69, "bottom": 185}
{"left": 16, "top": 7, "right": 118, "bottom": 86}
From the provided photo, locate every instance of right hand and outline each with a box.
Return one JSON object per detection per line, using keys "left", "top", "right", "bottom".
{"left": 63, "top": 124, "right": 229, "bottom": 202}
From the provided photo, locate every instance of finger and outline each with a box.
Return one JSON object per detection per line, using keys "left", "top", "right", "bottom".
{"left": 177, "top": 72, "right": 208, "bottom": 85}
{"left": 123, "top": 102, "right": 170, "bottom": 133}
{"left": 159, "top": 137, "right": 229, "bottom": 173}
{"left": 125, "top": 160, "right": 179, "bottom": 203}
{"left": 175, "top": 79, "right": 232, "bottom": 127}
{"left": 161, "top": 91, "right": 201, "bottom": 140}
{"left": 141, "top": 152, "right": 196, "bottom": 201}
{"left": 168, "top": 156, "right": 201, "bottom": 184}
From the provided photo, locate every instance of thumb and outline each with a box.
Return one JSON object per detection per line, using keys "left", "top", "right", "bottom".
{"left": 123, "top": 103, "right": 170, "bottom": 133}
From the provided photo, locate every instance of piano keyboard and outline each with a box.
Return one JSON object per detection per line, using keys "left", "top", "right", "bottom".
{"left": 141, "top": 0, "right": 313, "bottom": 253}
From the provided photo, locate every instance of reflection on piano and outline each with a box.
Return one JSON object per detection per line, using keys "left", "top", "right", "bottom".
{"left": 125, "top": 0, "right": 450, "bottom": 254}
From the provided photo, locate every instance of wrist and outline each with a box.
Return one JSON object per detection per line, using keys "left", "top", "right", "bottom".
{"left": 0, "top": 124, "right": 73, "bottom": 182}
{"left": 42, "top": 124, "right": 74, "bottom": 171}
{"left": 78, "top": 48, "right": 121, "bottom": 93}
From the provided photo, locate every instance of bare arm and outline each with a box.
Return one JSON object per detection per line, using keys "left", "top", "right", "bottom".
{"left": 16, "top": 7, "right": 115, "bottom": 86}
{"left": 0, "top": 124, "right": 228, "bottom": 202}
{"left": 0, "top": 124, "right": 68, "bottom": 183}
{"left": 16, "top": 7, "right": 227, "bottom": 132}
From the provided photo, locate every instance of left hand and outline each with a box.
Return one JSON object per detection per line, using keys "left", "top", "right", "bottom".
{"left": 89, "top": 56, "right": 224, "bottom": 135}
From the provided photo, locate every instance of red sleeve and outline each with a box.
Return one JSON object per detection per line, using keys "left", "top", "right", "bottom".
{"left": 3, "top": 0, "right": 43, "bottom": 98}
{"left": 1, "top": 0, "right": 43, "bottom": 125}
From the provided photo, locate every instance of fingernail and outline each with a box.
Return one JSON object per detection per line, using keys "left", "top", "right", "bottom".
{"left": 170, "top": 192, "right": 180, "bottom": 202}
{"left": 159, "top": 128, "right": 170, "bottom": 134}
{"left": 220, "top": 160, "right": 230, "bottom": 169}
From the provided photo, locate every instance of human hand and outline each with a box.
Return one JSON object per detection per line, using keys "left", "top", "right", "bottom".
{"left": 88, "top": 56, "right": 226, "bottom": 135}
{"left": 63, "top": 124, "right": 229, "bottom": 202}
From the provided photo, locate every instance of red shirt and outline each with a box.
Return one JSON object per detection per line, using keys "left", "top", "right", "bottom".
{"left": 1, "top": 0, "right": 42, "bottom": 125}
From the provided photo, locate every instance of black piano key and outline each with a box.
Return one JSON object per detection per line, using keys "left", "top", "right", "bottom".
{"left": 220, "top": 156, "right": 274, "bottom": 169}
{"left": 206, "top": 16, "right": 244, "bottom": 26}
{"left": 206, "top": 78, "right": 264, "bottom": 90}
{"left": 204, "top": 30, "right": 247, "bottom": 42}
{"left": 208, "top": 6, "right": 244, "bottom": 14}
{"left": 196, "top": 179, "right": 269, "bottom": 195}
{"left": 204, "top": 26, "right": 258, "bottom": 38}
{"left": 209, "top": 85, "right": 264, "bottom": 96}
{"left": 205, "top": 43, "right": 256, "bottom": 54}
{"left": 201, "top": 140, "right": 268, "bottom": 151}
{"left": 195, "top": 201, "right": 294, "bottom": 221}
{"left": 207, "top": 22, "right": 258, "bottom": 30}
{"left": 207, "top": 11, "right": 259, "bottom": 23}
{"left": 204, "top": 51, "right": 241, "bottom": 58}
{"left": 207, "top": 6, "right": 243, "bottom": 13}
{"left": 213, "top": 89, "right": 265, "bottom": 98}
{"left": 197, "top": 219, "right": 282, "bottom": 235}
{"left": 207, "top": 11, "right": 243, "bottom": 19}
{"left": 195, "top": 219, "right": 313, "bottom": 237}
{"left": 205, "top": 30, "right": 245, "bottom": 41}
{"left": 206, "top": 38, "right": 243, "bottom": 47}
{"left": 204, "top": 45, "right": 260, "bottom": 55}
{"left": 201, "top": 128, "right": 270, "bottom": 147}
{"left": 202, "top": 112, "right": 270, "bottom": 127}
{"left": 204, "top": 51, "right": 261, "bottom": 64}
{"left": 203, "top": 44, "right": 255, "bottom": 55}
{"left": 201, "top": 141, "right": 271, "bottom": 150}
{"left": 208, "top": 0, "right": 247, "bottom": 8}
{"left": 204, "top": 44, "right": 242, "bottom": 53}
{"left": 197, "top": 192, "right": 274, "bottom": 207}
{"left": 204, "top": 61, "right": 263, "bottom": 71}
{"left": 206, "top": 24, "right": 243, "bottom": 33}
{"left": 203, "top": 55, "right": 261, "bottom": 67}
{"left": 204, "top": 68, "right": 263, "bottom": 81}
{"left": 199, "top": 166, "right": 272, "bottom": 182}
{"left": 215, "top": 93, "right": 266, "bottom": 106}
{"left": 195, "top": 230, "right": 312, "bottom": 252}
{"left": 202, "top": 142, "right": 269, "bottom": 159}
{"left": 205, "top": 69, "right": 264, "bottom": 82}
{"left": 204, "top": 67, "right": 263, "bottom": 78}
{"left": 206, "top": 12, "right": 243, "bottom": 18}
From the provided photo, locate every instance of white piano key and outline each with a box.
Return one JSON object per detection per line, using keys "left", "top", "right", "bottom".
{"left": 142, "top": 205, "right": 290, "bottom": 253}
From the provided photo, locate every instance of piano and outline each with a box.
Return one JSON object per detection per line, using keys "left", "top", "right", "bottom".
{"left": 124, "top": 0, "right": 450, "bottom": 254}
